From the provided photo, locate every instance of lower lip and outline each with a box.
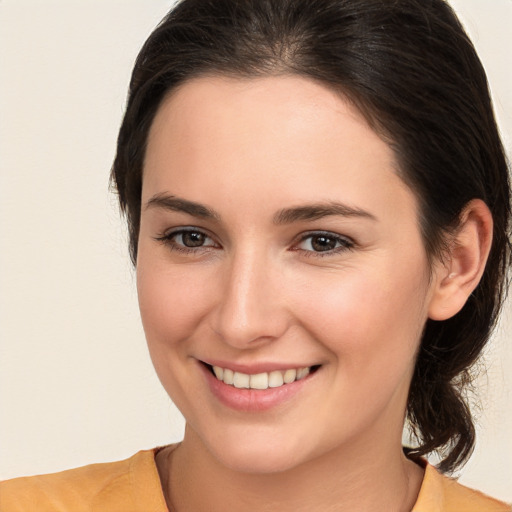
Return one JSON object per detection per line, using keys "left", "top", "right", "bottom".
{"left": 200, "top": 363, "right": 316, "bottom": 412}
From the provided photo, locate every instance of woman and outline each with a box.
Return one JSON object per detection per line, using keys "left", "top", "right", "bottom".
{"left": 1, "top": 0, "right": 510, "bottom": 510}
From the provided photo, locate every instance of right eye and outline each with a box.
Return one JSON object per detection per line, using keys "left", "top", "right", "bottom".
{"left": 155, "top": 228, "right": 218, "bottom": 253}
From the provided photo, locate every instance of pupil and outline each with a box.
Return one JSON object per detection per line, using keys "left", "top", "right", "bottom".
{"left": 183, "top": 232, "right": 205, "bottom": 247}
{"left": 312, "top": 236, "right": 336, "bottom": 251}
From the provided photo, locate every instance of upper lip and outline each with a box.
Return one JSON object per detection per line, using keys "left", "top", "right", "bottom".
{"left": 200, "top": 359, "right": 318, "bottom": 374}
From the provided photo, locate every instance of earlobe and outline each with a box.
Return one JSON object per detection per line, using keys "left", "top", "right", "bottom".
{"left": 428, "top": 199, "right": 493, "bottom": 321}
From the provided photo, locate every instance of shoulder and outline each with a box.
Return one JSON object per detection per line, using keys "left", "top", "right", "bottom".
{"left": 440, "top": 475, "right": 511, "bottom": 512}
{"left": 0, "top": 449, "right": 169, "bottom": 512}
{"left": 413, "top": 463, "right": 511, "bottom": 512}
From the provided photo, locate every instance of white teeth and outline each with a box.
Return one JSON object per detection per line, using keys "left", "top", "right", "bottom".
{"left": 296, "top": 367, "right": 310, "bottom": 380}
{"left": 283, "top": 368, "right": 297, "bottom": 384}
{"left": 249, "top": 372, "right": 268, "bottom": 390}
{"left": 223, "top": 368, "right": 234, "bottom": 385}
{"left": 268, "top": 370, "right": 284, "bottom": 388}
{"left": 233, "top": 371, "right": 250, "bottom": 389}
{"left": 212, "top": 365, "right": 313, "bottom": 389}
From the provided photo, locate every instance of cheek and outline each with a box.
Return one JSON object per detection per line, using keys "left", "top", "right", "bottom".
{"left": 136, "top": 257, "right": 215, "bottom": 348}
{"left": 136, "top": 258, "right": 219, "bottom": 411}
{"left": 292, "top": 264, "right": 429, "bottom": 367}
{"left": 293, "top": 265, "right": 429, "bottom": 432}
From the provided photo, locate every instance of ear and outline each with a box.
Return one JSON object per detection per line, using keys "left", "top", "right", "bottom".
{"left": 428, "top": 199, "right": 493, "bottom": 321}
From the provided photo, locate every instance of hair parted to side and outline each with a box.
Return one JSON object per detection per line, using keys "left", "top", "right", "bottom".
{"left": 111, "top": 0, "right": 511, "bottom": 473}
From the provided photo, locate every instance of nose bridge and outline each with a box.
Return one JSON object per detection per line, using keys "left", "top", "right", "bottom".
{"left": 212, "top": 245, "right": 287, "bottom": 347}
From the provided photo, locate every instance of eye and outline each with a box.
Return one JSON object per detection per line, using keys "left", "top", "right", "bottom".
{"left": 175, "top": 231, "right": 210, "bottom": 248}
{"left": 155, "top": 228, "right": 218, "bottom": 253}
{"left": 294, "top": 231, "right": 354, "bottom": 256}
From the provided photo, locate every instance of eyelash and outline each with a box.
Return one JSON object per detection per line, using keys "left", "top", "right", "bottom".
{"left": 154, "top": 228, "right": 218, "bottom": 255}
{"left": 294, "top": 231, "right": 355, "bottom": 257}
{"left": 154, "top": 228, "right": 355, "bottom": 258}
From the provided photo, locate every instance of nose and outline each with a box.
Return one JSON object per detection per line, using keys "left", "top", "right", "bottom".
{"left": 210, "top": 249, "right": 290, "bottom": 349}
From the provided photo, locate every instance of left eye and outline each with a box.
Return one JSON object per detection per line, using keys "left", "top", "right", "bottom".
{"left": 296, "top": 233, "right": 353, "bottom": 253}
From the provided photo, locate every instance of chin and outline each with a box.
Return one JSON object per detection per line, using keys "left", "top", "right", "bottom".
{"left": 200, "top": 427, "right": 317, "bottom": 475}
{"left": 217, "top": 446, "right": 304, "bottom": 474}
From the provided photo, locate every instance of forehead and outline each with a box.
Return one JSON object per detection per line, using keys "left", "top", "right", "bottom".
{"left": 153, "top": 74, "right": 365, "bottom": 129}
{"left": 142, "top": 75, "right": 417, "bottom": 224}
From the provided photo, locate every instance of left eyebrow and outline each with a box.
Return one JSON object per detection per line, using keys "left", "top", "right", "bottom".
{"left": 273, "top": 201, "right": 377, "bottom": 225}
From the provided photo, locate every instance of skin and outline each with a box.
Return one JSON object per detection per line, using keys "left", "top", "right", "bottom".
{"left": 136, "top": 75, "right": 492, "bottom": 511}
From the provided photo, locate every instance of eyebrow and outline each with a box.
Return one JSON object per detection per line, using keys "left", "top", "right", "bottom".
{"left": 273, "top": 202, "right": 377, "bottom": 224}
{"left": 144, "top": 193, "right": 377, "bottom": 224}
{"left": 145, "top": 193, "right": 221, "bottom": 221}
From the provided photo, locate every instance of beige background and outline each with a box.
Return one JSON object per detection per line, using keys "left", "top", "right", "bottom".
{"left": 0, "top": 0, "right": 511, "bottom": 502}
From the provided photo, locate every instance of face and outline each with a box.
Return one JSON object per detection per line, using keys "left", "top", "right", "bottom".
{"left": 137, "top": 75, "right": 437, "bottom": 473}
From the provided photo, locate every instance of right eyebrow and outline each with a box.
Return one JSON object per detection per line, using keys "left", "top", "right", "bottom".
{"left": 144, "top": 193, "right": 221, "bottom": 221}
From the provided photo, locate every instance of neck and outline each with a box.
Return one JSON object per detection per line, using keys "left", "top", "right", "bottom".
{"left": 157, "top": 427, "right": 424, "bottom": 512}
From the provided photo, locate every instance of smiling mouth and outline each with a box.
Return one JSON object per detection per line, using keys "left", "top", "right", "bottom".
{"left": 204, "top": 363, "right": 320, "bottom": 390}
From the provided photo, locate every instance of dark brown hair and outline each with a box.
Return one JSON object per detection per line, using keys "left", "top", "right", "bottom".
{"left": 111, "top": 0, "right": 511, "bottom": 472}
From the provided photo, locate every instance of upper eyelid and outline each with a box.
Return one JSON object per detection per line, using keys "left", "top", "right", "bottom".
{"left": 155, "top": 227, "right": 219, "bottom": 247}
{"left": 295, "top": 230, "right": 354, "bottom": 244}
{"left": 160, "top": 226, "right": 215, "bottom": 239}
{"left": 159, "top": 227, "right": 352, "bottom": 239}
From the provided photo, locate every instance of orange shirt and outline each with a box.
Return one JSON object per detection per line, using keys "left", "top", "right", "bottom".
{"left": 1, "top": 447, "right": 510, "bottom": 512}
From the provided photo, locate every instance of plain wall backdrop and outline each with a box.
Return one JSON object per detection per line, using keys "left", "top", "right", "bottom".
{"left": 0, "top": 0, "right": 511, "bottom": 502}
